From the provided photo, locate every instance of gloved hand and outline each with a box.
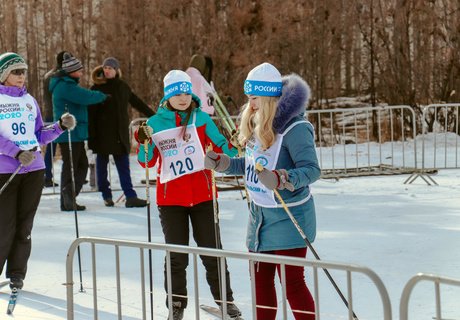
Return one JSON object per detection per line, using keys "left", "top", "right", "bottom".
{"left": 138, "top": 123, "right": 153, "bottom": 143}
{"left": 16, "top": 150, "right": 36, "bottom": 166}
{"left": 256, "top": 167, "right": 295, "bottom": 191}
{"left": 204, "top": 150, "right": 230, "bottom": 172}
{"left": 59, "top": 112, "right": 76, "bottom": 130}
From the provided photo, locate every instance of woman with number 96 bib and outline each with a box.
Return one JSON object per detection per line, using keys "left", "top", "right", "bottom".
{"left": 0, "top": 52, "right": 75, "bottom": 291}
{"left": 135, "top": 70, "right": 241, "bottom": 320}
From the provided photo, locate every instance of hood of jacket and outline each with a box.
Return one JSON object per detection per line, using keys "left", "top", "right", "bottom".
{"left": 49, "top": 73, "right": 79, "bottom": 93}
{"left": 91, "top": 65, "right": 122, "bottom": 85}
{"left": 273, "top": 74, "right": 311, "bottom": 133}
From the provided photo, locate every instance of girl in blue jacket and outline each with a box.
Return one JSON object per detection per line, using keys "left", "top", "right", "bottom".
{"left": 205, "top": 63, "right": 320, "bottom": 320}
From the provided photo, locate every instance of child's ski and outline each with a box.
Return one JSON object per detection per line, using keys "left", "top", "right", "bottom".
{"left": 6, "top": 287, "right": 19, "bottom": 315}
{"left": 200, "top": 304, "right": 244, "bottom": 320}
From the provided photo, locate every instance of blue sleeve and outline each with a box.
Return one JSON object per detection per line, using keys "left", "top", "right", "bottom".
{"left": 33, "top": 97, "right": 64, "bottom": 145}
{"left": 225, "top": 157, "right": 245, "bottom": 176}
{"left": 284, "top": 123, "right": 321, "bottom": 188}
{"left": 57, "top": 81, "right": 107, "bottom": 105}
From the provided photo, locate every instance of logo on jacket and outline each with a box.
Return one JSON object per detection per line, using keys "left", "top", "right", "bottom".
{"left": 26, "top": 103, "right": 33, "bottom": 111}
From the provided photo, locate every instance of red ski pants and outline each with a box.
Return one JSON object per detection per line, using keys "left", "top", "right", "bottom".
{"left": 252, "top": 247, "right": 315, "bottom": 320}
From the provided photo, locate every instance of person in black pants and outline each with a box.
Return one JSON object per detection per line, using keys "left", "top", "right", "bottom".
{"left": 0, "top": 51, "right": 76, "bottom": 289}
{"left": 88, "top": 57, "right": 154, "bottom": 207}
{"left": 50, "top": 53, "right": 108, "bottom": 211}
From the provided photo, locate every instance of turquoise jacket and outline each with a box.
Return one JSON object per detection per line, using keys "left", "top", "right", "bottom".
{"left": 226, "top": 74, "right": 321, "bottom": 252}
{"left": 138, "top": 96, "right": 237, "bottom": 206}
{"left": 49, "top": 74, "right": 106, "bottom": 143}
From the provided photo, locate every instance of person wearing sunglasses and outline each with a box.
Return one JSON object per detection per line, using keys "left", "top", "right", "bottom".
{"left": 0, "top": 52, "right": 76, "bottom": 290}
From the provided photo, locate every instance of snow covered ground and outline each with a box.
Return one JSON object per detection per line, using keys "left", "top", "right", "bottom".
{"left": 1, "top": 154, "right": 460, "bottom": 320}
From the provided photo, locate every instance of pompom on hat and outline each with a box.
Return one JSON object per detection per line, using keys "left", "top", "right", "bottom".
{"left": 244, "top": 62, "right": 282, "bottom": 97}
{"left": 0, "top": 52, "right": 28, "bottom": 83}
{"left": 163, "top": 70, "right": 193, "bottom": 100}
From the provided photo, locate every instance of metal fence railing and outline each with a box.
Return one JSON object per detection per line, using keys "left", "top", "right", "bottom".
{"left": 400, "top": 273, "right": 460, "bottom": 320}
{"left": 43, "top": 104, "right": 460, "bottom": 194}
{"left": 66, "top": 236, "right": 392, "bottom": 320}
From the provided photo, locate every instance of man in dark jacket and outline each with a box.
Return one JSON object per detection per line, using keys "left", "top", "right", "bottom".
{"left": 88, "top": 57, "right": 154, "bottom": 208}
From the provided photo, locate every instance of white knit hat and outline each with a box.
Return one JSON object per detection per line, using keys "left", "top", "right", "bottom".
{"left": 163, "top": 70, "right": 193, "bottom": 100}
{"left": 244, "top": 62, "right": 282, "bottom": 97}
{"left": 0, "top": 52, "right": 28, "bottom": 83}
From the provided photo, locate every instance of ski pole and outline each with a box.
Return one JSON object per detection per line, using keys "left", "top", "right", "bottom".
{"left": 255, "top": 163, "right": 359, "bottom": 320}
{"left": 207, "top": 144, "right": 226, "bottom": 314}
{"left": 0, "top": 164, "right": 23, "bottom": 196}
{"left": 0, "top": 146, "right": 38, "bottom": 196}
{"left": 66, "top": 108, "right": 84, "bottom": 293}
{"left": 142, "top": 124, "right": 154, "bottom": 320}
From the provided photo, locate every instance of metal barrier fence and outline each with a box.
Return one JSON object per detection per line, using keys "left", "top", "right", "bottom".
{"left": 420, "top": 104, "right": 460, "bottom": 170}
{"left": 305, "top": 105, "right": 418, "bottom": 179}
{"left": 66, "top": 236, "right": 392, "bottom": 320}
{"left": 43, "top": 104, "right": 460, "bottom": 194}
{"left": 400, "top": 273, "right": 460, "bottom": 320}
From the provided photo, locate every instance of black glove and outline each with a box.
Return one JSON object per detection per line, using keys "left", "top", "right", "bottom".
{"left": 204, "top": 150, "right": 230, "bottom": 172}
{"left": 138, "top": 123, "right": 153, "bottom": 143}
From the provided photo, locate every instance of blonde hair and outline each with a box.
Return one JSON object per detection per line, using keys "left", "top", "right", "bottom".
{"left": 238, "top": 96, "right": 278, "bottom": 150}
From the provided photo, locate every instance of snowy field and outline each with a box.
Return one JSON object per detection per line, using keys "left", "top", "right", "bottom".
{"left": 1, "top": 153, "right": 460, "bottom": 320}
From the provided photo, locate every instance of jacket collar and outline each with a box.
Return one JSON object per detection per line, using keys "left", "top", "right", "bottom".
{"left": 0, "top": 84, "right": 27, "bottom": 97}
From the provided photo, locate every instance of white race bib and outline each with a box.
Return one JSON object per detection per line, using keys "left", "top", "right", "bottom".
{"left": 152, "top": 116, "right": 205, "bottom": 183}
{"left": 245, "top": 120, "right": 309, "bottom": 208}
{"left": 245, "top": 134, "right": 283, "bottom": 207}
{"left": 0, "top": 94, "right": 38, "bottom": 151}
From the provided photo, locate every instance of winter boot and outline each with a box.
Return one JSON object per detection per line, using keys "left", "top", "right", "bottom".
{"left": 104, "top": 198, "right": 115, "bottom": 207}
{"left": 9, "top": 277, "right": 24, "bottom": 290}
{"left": 168, "top": 301, "right": 184, "bottom": 320}
{"left": 220, "top": 302, "right": 242, "bottom": 319}
{"left": 44, "top": 178, "right": 58, "bottom": 188}
{"left": 61, "top": 203, "right": 86, "bottom": 211}
{"left": 125, "top": 197, "right": 147, "bottom": 208}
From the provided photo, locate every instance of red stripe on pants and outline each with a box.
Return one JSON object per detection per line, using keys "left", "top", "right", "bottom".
{"left": 252, "top": 247, "right": 315, "bottom": 320}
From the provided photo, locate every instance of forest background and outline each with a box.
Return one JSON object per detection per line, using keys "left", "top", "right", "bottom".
{"left": 1, "top": 0, "right": 460, "bottom": 118}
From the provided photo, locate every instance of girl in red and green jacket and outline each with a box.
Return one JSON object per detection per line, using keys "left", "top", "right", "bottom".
{"left": 135, "top": 70, "right": 241, "bottom": 319}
